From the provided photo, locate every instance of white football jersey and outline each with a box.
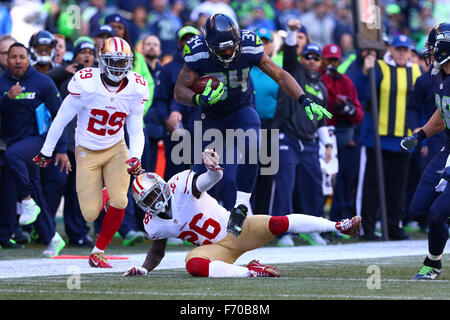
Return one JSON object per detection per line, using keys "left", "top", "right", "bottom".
{"left": 67, "top": 67, "right": 149, "bottom": 151}
{"left": 143, "top": 170, "right": 230, "bottom": 245}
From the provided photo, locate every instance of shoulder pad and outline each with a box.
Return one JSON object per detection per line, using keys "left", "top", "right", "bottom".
{"left": 240, "top": 30, "right": 264, "bottom": 55}
{"left": 183, "top": 35, "right": 209, "bottom": 63}
{"left": 129, "top": 71, "right": 150, "bottom": 99}
{"left": 68, "top": 67, "right": 99, "bottom": 96}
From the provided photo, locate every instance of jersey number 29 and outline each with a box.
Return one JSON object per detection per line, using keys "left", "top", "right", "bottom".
{"left": 87, "top": 109, "right": 127, "bottom": 136}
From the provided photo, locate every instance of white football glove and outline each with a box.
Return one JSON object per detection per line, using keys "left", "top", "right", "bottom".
{"left": 202, "top": 149, "right": 223, "bottom": 171}
{"left": 122, "top": 266, "right": 148, "bottom": 277}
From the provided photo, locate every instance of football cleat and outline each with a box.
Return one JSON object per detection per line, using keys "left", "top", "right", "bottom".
{"left": 89, "top": 252, "right": 113, "bottom": 268}
{"left": 42, "top": 232, "right": 65, "bottom": 257}
{"left": 227, "top": 205, "right": 247, "bottom": 236}
{"left": 19, "top": 198, "right": 41, "bottom": 226}
{"left": 335, "top": 216, "right": 361, "bottom": 236}
{"left": 247, "top": 259, "right": 281, "bottom": 278}
{"left": 413, "top": 265, "right": 441, "bottom": 280}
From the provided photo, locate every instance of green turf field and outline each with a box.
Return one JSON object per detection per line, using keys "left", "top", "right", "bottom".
{"left": 1, "top": 226, "right": 449, "bottom": 301}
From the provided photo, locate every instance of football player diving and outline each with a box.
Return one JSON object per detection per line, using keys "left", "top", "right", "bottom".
{"left": 401, "top": 26, "right": 450, "bottom": 280}
{"left": 123, "top": 149, "right": 361, "bottom": 278}
{"left": 33, "top": 37, "right": 149, "bottom": 268}
{"left": 173, "top": 14, "right": 332, "bottom": 215}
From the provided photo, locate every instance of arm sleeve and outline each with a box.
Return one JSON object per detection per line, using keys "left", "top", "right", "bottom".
{"left": 193, "top": 169, "right": 224, "bottom": 194}
{"left": 126, "top": 102, "right": 145, "bottom": 159}
{"left": 43, "top": 79, "right": 67, "bottom": 154}
{"left": 282, "top": 42, "right": 299, "bottom": 75}
{"left": 406, "top": 76, "right": 424, "bottom": 130}
{"left": 317, "top": 126, "right": 332, "bottom": 146}
{"left": 40, "top": 94, "right": 81, "bottom": 157}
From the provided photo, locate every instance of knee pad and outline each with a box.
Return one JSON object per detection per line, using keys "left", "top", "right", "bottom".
{"left": 186, "top": 257, "right": 210, "bottom": 277}
{"left": 268, "top": 216, "right": 289, "bottom": 236}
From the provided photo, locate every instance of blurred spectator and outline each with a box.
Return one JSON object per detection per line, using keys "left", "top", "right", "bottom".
{"left": 300, "top": 0, "right": 335, "bottom": 47}
{"left": 359, "top": 35, "right": 422, "bottom": 241}
{"left": 0, "top": 3, "right": 12, "bottom": 36}
{"left": 0, "top": 42, "right": 68, "bottom": 255}
{"left": 383, "top": 3, "right": 405, "bottom": 37}
{"left": 45, "top": 39, "right": 96, "bottom": 247}
{"left": 272, "top": 22, "right": 309, "bottom": 67}
{"left": 249, "top": 28, "right": 279, "bottom": 215}
{"left": 117, "top": 0, "right": 150, "bottom": 20}
{"left": 273, "top": 0, "right": 302, "bottom": 31}
{"left": 245, "top": 5, "right": 275, "bottom": 31}
{"left": 147, "top": 0, "right": 183, "bottom": 58}
{"left": 272, "top": 19, "right": 331, "bottom": 247}
{"left": 190, "top": 0, "right": 238, "bottom": 26}
{"left": 105, "top": 13, "right": 133, "bottom": 46}
{"left": 44, "top": 0, "right": 80, "bottom": 45}
{"left": 0, "top": 35, "right": 16, "bottom": 73}
{"left": 319, "top": 43, "right": 363, "bottom": 225}
{"left": 338, "top": 31, "right": 354, "bottom": 62}
{"left": 129, "top": 5, "right": 149, "bottom": 43}
{"left": 231, "top": 0, "right": 274, "bottom": 29}
{"left": 28, "top": 30, "right": 58, "bottom": 74}
{"left": 81, "top": 0, "right": 115, "bottom": 39}
{"left": 93, "top": 24, "right": 115, "bottom": 62}
{"left": 332, "top": 1, "right": 352, "bottom": 45}
{"left": 54, "top": 34, "right": 67, "bottom": 66}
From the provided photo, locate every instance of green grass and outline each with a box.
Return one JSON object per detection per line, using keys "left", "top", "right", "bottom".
{"left": 1, "top": 222, "right": 448, "bottom": 301}
{"left": 0, "top": 255, "right": 448, "bottom": 300}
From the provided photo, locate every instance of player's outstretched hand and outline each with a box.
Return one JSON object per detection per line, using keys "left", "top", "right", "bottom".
{"left": 126, "top": 157, "right": 142, "bottom": 176}
{"left": 202, "top": 148, "right": 224, "bottom": 171}
{"left": 194, "top": 79, "right": 224, "bottom": 106}
{"left": 301, "top": 97, "right": 332, "bottom": 121}
{"left": 33, "top": 152, "right": 52, "bottom": 168}
{"left": 122, "top": 266, "right": 148, "bottom": 277}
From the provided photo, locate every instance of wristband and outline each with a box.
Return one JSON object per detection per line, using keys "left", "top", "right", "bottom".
{"left": 298, "top": 94, "right": 307, "bottom": 105}
{"left": 417, "top": 129, "right": 427, "bottom": 141}
{"left": 192, "top": 94, "right": 199, "bottom": 106}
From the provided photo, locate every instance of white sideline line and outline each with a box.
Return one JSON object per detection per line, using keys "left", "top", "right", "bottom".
{"left": 0, "top": 239, "right": 448, "bottom": 279}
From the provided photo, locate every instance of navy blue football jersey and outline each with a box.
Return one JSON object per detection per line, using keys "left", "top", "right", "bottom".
{"left": 433, "top": 69, "right": 450, "bottom": 148}
{"left": 183, "top": 30, "right": 264, "bottom": 113}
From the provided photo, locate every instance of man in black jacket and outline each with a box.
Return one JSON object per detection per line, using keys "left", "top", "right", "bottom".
{"left": 271, "top": 19, "right": 333, "bottom": 247}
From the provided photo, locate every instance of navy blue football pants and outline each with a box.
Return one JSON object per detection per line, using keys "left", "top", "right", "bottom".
{"left": 193, "top": 106, "right": 261, "bottom": 211}
{"left": 0, "top": 136, "right": 55, "bottom": 244}
{"left": 40, "top": 151, "right": 90, "bottom": 242}
{"left": 409, "top": 146, "right": 450, "bottom": 256}
{"left": 271, "top": 133, "right": 324, "bottom": 218}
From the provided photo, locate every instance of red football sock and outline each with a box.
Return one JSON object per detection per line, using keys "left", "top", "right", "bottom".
{"left": 186, "top": 257, "right": 210, "bottom": 277}
{"left": 268, "top": 216, "right": 289, "bottom": 236}
{"left": 95, "top": 205, "right": 125, "bottom": 250}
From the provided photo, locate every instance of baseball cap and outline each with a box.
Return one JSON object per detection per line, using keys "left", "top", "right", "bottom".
{"left": 302, "top": 43, "right": 322, "bottom": 56}
{"left": 94, "top": 25, "right": 115, "bottom": 38}
{"left": 391, "top": 34, "right": 411, "bottom": 48}
{"left": 105, "top": 13, "right": 128, "bottom": 27}
{"left": 322, "top": 43, "right": 341, "bottom": 60}
{"left": 73, "top": 41, "right": 95, "bottom": 58}
{"left": 255, "top": 28, "right": 272, "bottom": 41}
{"left": 73, "top": 36, "right": 94, "bottom": 47}
{"left": 177, "top": 25, "right": 200, "bottom": 40}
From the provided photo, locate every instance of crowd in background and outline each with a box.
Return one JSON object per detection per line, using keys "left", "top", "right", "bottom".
{"left": 0, "top": 0, "right": 448, "bottom": 253}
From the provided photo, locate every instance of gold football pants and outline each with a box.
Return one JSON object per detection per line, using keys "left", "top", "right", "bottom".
{"left": 75, "top": 140, "right": 130, "bottom": 221}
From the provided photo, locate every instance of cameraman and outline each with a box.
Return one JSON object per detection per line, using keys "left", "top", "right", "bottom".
{"left": 44, "top": 39, "right": 96, "bottom": 247}
{"left": 319, "top": 43, "right": 363, "bottom": 224}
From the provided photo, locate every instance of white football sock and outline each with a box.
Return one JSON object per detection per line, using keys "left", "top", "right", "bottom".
{"left": 208, "top": 260, "right": 250, "bottom": 278}
{"left": 235, "top": 191, "right": 253, "bottom": 215}
{"left": 427, "top": 253, "right": 442, "bottom": 261}
{"left": 91, "top": 246, "right": 104, "bottom": 254}
{"left": 287, "top": 214, "right": 337, "bottom": 234}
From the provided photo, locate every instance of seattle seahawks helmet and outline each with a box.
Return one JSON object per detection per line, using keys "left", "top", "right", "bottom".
{"left": 434, "top": 31, "right": 450, "bottom": 66}
{"left": 204, "top": 14, "right": 242, "bottom": 68}
{"left": 424, "top": 22, "right": 450, "bottom": 66}
{"left": 28, "top": 30, "right": 57, "bottom": 66}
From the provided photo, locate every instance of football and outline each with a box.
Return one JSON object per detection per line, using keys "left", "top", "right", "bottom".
{"left": 191, "top": 75, "right": 220, "bottom": 94}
